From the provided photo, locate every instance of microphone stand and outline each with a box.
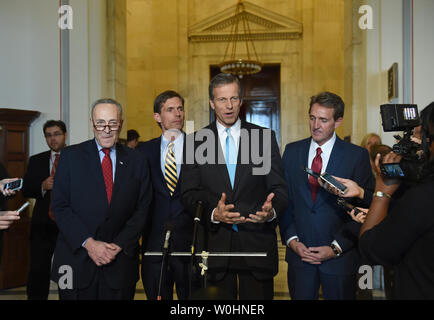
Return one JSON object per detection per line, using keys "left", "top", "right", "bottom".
{"left": 157, "top": 224, "right": 173, "bottom": 300}
{"left": 157, "top": 247, "right": 168, "bottom": 300}
{"left": 188, "top": 201, "right": 203, "bottom": 299}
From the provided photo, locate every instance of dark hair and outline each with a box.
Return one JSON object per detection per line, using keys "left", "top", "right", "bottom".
{"left": 309, "top": 91, "right": 345, "bottom": 120}
{"left": 209, "top": 73, "right": 242, "bottom": 101}
{"left": 91, "top": 98, "right": 122, "bottom": 119}
{"left": 127, "top": 129, "right": 140, "bottom": 142}
{"left": 43, "top": 120, "right": 67, "bottom": 134}
{"left": 153, "top": 90, "right": 184, "bottom": 114}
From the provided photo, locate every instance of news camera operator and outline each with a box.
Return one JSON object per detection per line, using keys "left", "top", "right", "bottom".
{"left": 358, "top": 107, "right": 434, "bottom": 299}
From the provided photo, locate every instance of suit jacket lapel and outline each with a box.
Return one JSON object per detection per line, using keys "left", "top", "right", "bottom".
{"left": 111, "top": 143, "right": 128, "bottom": 204}
{"left": 210, "top": 122, "right": 233, "bottom": 192}
{"left": 233, "top": 120, "right": 249, "bottom": 195}
{"left": 84, "top": 140, "right": 109, "bottom": 208}
{"left": 301, "top": 138, "right": 314, "bottom": 208}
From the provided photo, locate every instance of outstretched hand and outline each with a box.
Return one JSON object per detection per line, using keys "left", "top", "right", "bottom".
{"left": 213, "top": 192, "right": 245, "bottom": 225}
{"left": 246, "top": 193, "right": 275, "bottom": 223}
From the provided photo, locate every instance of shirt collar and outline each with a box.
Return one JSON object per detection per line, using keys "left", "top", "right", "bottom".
{"left": 310, "top": 132, "right": 336, "bottom": 154}
{"left": 94, "top": 138, "right": 116, "bottom": 153}
{"left": 161, "top": 132, "right": 184, "bottom": 147}
{"left": 216, "top": 118, "right": 241, "bottom": 136}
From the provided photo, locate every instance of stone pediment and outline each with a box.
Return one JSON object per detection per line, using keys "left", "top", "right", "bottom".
{"left": 188, "top": 1, "right": 302, "bottom": 42}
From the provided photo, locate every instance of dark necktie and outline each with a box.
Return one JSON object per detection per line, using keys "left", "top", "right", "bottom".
{"left": 102, "top": 148, "right": 113, "bottom": 204}
{"left": 48, "top": 153, "right": 60, "bottom": 221}
{"left": 309, "top": 147, "right": 322, "bottom": 202}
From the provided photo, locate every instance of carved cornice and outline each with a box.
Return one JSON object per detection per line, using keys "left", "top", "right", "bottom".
{"left": 188, "top": 1, "right": 302, "bottom": 43}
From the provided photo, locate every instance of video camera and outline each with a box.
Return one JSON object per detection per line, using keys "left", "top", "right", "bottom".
{"left": 380, "top": 104, "right": 425, "bottom": 181}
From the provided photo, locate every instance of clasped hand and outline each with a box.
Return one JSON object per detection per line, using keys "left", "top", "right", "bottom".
{"left": 84, "top": 238, "right": 122, "bottom": 267}
{"left": 213, "top": 192, "right": 275, "bottom": 225}
{"left": 289, "top": 240, "right": 336, "bottom": 264}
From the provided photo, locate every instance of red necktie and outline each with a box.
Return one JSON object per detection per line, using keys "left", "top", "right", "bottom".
{"left": 102, "top": 148, "right": 113, "bottom": 204}
{"left": 48, "top": 153, "right": 60, "bottom": 221}
{"left": 309, "top": 147, "right": 322, "bottom": 202}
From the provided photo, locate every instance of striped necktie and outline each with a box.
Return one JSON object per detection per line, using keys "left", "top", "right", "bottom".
{"left": 165, "top": 142, "right": 178, "bottom": 196}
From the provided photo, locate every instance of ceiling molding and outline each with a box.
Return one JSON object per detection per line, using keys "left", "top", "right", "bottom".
{"left": 188, "top": 1, "right": 303, "bottom": 42}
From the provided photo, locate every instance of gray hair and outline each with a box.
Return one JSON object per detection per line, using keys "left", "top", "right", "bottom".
{"left": 90, "top": 98, "right": 123, "bottom": 120}
{"left": 209, "top": 73, "right": 243, "bottom": 101}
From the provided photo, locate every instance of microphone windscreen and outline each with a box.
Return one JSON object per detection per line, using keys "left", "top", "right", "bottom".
{"left": 165, "top": 221, "right": 175, "bottom": 232}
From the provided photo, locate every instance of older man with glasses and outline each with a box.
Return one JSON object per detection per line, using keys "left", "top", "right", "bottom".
{"left": 50, "top": 98, "right": 152, "bottom": 300}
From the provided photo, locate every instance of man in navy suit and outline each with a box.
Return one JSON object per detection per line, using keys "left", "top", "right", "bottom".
{"left": 279, "top": 92, "right": 374, "bottom": 300}
{"left": 22, "top": 120, "right": 66, "bottom": 300}
{"left": 137, "top": 90, "right": 194, "bottom": 300}
{"left": 51, "top": 98, "right": 152, "bottom": 300}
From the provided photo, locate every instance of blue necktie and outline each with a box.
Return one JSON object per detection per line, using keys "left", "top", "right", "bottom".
{"left": 225, "top": 128, "right": 238, "bottom": 232}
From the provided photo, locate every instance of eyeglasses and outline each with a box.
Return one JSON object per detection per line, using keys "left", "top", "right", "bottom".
{"left": 45, "top": 132, "right": 64, "bottom": 138}
{"left": 93, "top": 122, "right": 121, "bottom": 132}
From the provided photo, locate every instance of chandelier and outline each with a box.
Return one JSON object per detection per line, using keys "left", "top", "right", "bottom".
{"left": 219, "top": 0, "right": 263, "bottom": 78}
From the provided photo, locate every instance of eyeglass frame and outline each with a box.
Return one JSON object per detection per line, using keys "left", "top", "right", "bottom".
{"left": 92, "top": 121, "right": 122, "bottom": 132}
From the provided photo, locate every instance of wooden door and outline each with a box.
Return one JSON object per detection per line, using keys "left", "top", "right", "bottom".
{"left": 0, "top": 108, "right": 40, "bottom": 289}
{"left": 210, "top": 65, "right": 281, "bottom": 146}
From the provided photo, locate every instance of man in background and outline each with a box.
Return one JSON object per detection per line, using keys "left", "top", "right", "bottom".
{"left": 138, "top": 90, "right": 195, "bottom": 300}
{"left": 22, "top": 120, "right": 67, "bottom": 300}
{"left": 127, "top": 129, "right": 140, "bottom": 149}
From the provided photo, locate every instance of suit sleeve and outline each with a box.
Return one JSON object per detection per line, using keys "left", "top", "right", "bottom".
{"left": 22, "top": 156, "right": 46, "bottom": 200}
{"left": 278, "top": 144, "right": 297, "bottom": 245}
{"left": 334, "top": 148, "right": 375, "bottom": 252}
{"left": 52, "top": 149, "right": 93, "bottom": 252}
{"left": 113, "top": 155, "right": 152, "bottom": 256}
{"left": 266, "top": 130, "right": 288, "bottom": 220}
{"left": 360, "top": 185, "right": 434, "bottom": 266}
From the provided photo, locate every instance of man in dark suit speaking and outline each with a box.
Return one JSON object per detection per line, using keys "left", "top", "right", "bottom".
{"left": 51, "top": 98, "right": 152, "bottom": 300}
{"left": 279, "top": 92, "right": 374, "bottom": 299}
{"left": 181, "top": 73, "right": 288, "bottom": 300}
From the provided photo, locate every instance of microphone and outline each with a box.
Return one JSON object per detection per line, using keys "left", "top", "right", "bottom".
{"left": 163, "top": 221, "right": 174, "bottom": 251}
{"left": 194, "top": 200, "right": 203, "bottom": 223}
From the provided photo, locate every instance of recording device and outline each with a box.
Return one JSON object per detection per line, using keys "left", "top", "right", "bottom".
{"left": 321, "top": 173, "right": 348, "bottom": 195}
{"left": 303, "top": 167, "right": 348, "bottom": 194}
{"left": 16, "top": 201, "right": 30, "bottom": 214}
{"left": 380, "top": 163, "right": 405, "bottom": 179}
{"left": 380, "top": 104, "right": 426, "bottom": 181}
{"left": 4, "top": 178, "right": 23, "bottom": 192}
{"left": 337, "top": 198, "right": 365, "bottom": 216}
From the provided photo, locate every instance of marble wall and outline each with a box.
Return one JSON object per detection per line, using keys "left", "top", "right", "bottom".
{"left": 121, "top": 0, "right": 354, "bottom": 148}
